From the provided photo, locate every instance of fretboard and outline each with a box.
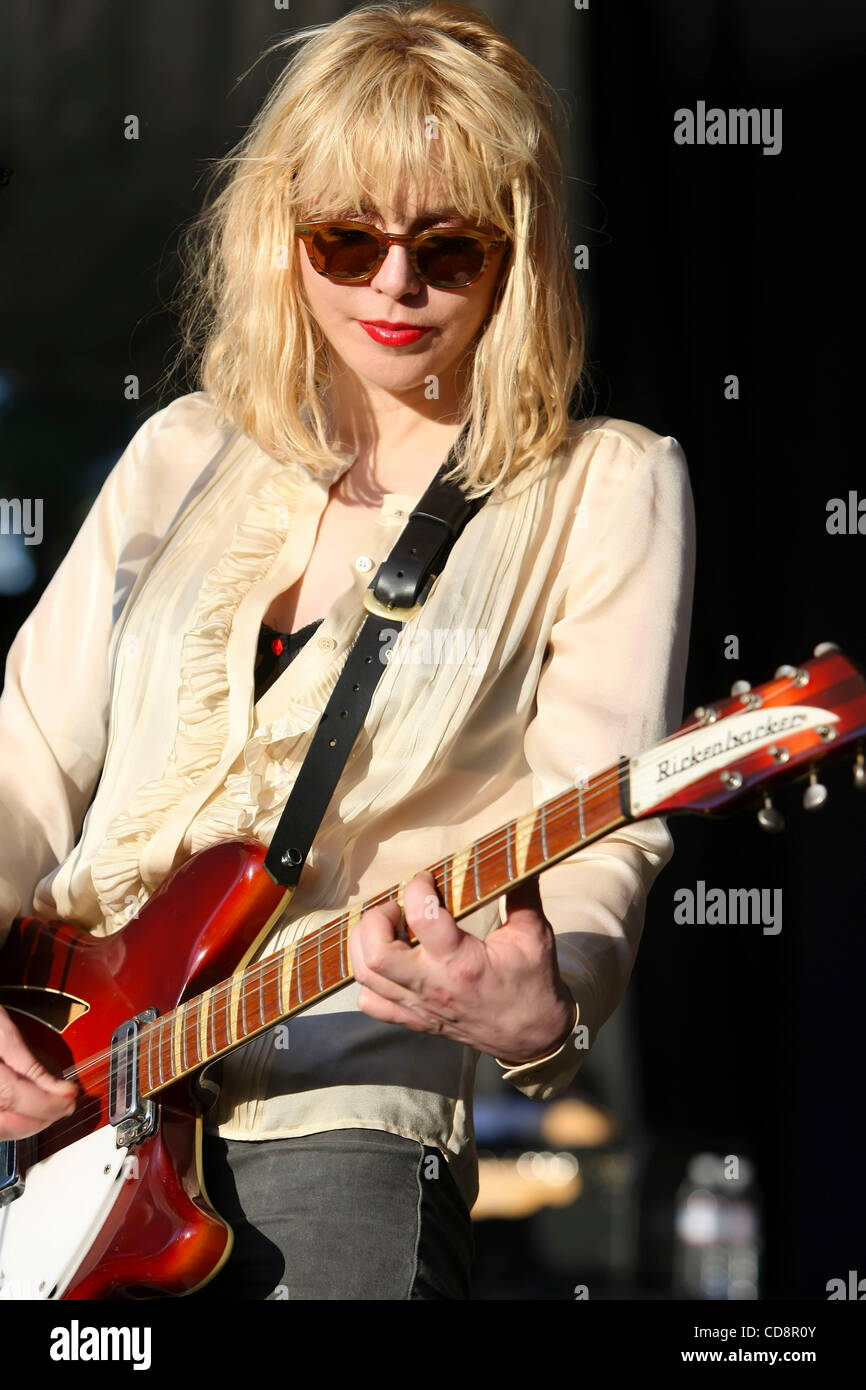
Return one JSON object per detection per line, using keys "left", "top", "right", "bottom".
{"left": 139, "top": 758, "right": 630, "bottom": 1095}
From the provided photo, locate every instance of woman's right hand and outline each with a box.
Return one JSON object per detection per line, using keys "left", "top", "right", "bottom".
{"left": 0, "top": 1004, "right": 78, "bottom": 1140}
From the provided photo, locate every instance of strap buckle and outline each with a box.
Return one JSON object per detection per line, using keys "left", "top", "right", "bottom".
{"left": 362, "top": 585, "right": 431, "bottom": 624}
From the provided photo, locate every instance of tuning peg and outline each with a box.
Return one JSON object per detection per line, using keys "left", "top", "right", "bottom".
{"left": 813, "top": 642, "right": 840, "bottom": 657}
{"left": 802, "top": 766, "right": 828, "bottom": 810}
{"left": 757, "top": 794, "right": 785, "bottom": 833}
{"left": 854, "top": 749, "right": 865, "bottom": 790}
{"left": 730, "top": 680, "right": 751, "bottom": 696}
{"left": 774, "top": 664, "right": 797, "bottom": 679}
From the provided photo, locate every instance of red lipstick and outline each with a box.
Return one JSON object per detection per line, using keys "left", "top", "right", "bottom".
{"left": 358, "top": 320, "right": 431, "bottom": 346}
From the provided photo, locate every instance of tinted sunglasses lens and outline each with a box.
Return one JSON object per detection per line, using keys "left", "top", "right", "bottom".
{"left": 312, "top": 225, "right": 380, "bottom": 278}
{"left": 417, "top": 234, "right": 486, "bottom": 286}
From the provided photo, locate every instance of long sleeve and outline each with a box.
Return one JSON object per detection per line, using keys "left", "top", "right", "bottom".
{"left": 0, "top": 409, "right": 168, "bottom": 946}
{"left": 495, "top": 434, "right": 696, "bottom": 1100}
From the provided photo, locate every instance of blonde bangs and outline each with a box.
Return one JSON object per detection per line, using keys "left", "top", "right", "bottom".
{"left": 167, "top": 1, "right": 589, "bottom": 493}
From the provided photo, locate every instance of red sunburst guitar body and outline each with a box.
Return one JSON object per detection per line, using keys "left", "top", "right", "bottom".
{"left": 0, "top": 841, "right": 287, "bottom": 1299}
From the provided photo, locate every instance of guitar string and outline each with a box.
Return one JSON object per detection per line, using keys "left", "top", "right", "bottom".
{"left": 41, "top": 694, "right": 840, "bottom": 1150}
{"left": 37, "top": 673, "right": 824, "bottom": 1143}
{"left": 36, "top": 750, "right": 659, "bottom": 1149}
{"left": 47, "top": 747, "right": 671, "bottom": 1102}
{"left": 45, "top": 670, "right": 819, "bottom": 1111}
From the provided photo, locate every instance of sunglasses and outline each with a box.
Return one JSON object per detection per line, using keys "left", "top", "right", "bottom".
{"left": 294, "top": 219, "right": 509, "bottom": 289}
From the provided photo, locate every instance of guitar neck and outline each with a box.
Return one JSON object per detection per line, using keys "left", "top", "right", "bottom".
{"left": 139, "top": 759, "right": 630, "bottom": 1094}
{"left": 131, "top": 646, "right": 866, "bottom": 1098}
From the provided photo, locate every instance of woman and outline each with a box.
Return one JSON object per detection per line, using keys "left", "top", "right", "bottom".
{"left": 0, "top": 1, "right": 694, "bottom": 1299}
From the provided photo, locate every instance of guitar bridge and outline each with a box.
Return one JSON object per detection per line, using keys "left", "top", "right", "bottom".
{"left": 108, "top": 1008, "right": 159, "bottom": 1147}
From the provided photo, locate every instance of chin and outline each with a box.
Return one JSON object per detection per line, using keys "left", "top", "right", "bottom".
{"left": 344, "top": 351, "right": 444, "bottom": 390}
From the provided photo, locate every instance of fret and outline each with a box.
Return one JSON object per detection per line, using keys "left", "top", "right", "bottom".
{"left": 540, "top": 802, "right": 549, "bottom": 862}
{"left": 344, "top": 906, "right": 363, "bottom": 981}
{"left": 209, "top": 986, "right": 216, "bottom": 1061}
{"left": 228, "top": 973, "right": 243, "bottom": 1045}
{"left": 241, "top": 975, "right": 249, "bottom": 1040}
{"left": 145, "top": 1019, "right": 156, "bottom": 1093}
{"left": 472, "top": 841, "right": 481, "bottom": 904}
{"left": 577, "top": 782, "right": 586, "bottom": 841}
{"left": 170, "top": 1006, "right": 183, "bottom": 1078}
{"left": 339, "top": 917, "right": 347, "bottom": 979}
{"left": 156, "top": 1018, "right": 166, "bottom": 1088}
{"left": 316, "top": 922, "right": 323, "bottom": 993}
{"left": 449, "top": 846, "right": 471, "bottom": 916}
{"left": 258, "top": 961, "right": 266, "bottom": 1033}
{"left": 441, "top": 855, "right": 450, "bottom": 915}
{"left": 505, "top": 819, "right": 515, "bottom": 884}
{"left": 280, "top": 942, "right": 296, "bottom": 1013}
{"left": 514, "top": 811, "right": 528, "bottom": 878}
{"left": 296, "top": 943, "right": 305, "bottom": 1004}
{"left": 181, "top": 1000, "right": 190, "bottom": 1074}
{"left": 198, "top": 990, "right": 210, "bottom": 1064}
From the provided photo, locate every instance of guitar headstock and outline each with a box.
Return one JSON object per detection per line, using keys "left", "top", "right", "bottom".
{"left": 628, "top": 644, "right": 866, "bottom": 830}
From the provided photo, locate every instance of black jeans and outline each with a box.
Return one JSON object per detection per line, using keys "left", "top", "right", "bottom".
{"left": 182, "top": 1128, "right": 475, "bottom": 1300}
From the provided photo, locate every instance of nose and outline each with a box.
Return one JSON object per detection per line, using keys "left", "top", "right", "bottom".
{"left": 369, "top": 243, "right": 422, "bottom": 298}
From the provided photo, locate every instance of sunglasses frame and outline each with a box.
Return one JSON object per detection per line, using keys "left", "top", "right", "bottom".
{"left": 294, "top": 219, "right": 509, "bottom": 288}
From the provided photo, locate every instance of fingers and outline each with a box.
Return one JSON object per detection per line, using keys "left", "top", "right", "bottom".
{"left": 354, "top": 985, "right": 446, "bottom": 1035}
{"left": 0, "top": 1108, "right": 71, "bottom": 1142}
{"left": 349, "top": 875, "right": 469, "bottom": 1022}
{"left": 0, "top": 1005, "right": 78, "bottom": 1141}
{"left": 349, "top": 898, "right": 418, "bottom": 1002}
{"left": 402, "top": 873, "right": 462, "bottom": 956}
{"left": 0, "top": 1006, "right": 77, "bottom": 1098}
{"left": 0, "top": 1059, "right": 77, "bottom": 1141}
{"left": 502, "top": 875, "right": 551, "bottom": 931}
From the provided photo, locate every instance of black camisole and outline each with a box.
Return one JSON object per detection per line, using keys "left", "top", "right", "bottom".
{"left": 254, "top": 617, "right": 324, "bottom": 703}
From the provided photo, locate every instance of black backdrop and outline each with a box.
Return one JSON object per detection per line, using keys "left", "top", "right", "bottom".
{"left": 0, "top": 0, "right": 863, "bottom": 1302}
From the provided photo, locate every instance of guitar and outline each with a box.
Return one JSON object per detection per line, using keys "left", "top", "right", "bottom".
{"left": 0, "top": 642, "right": 863, "bottom": 1300}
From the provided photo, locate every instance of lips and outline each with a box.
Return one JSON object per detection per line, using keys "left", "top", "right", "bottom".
{"left": 358, "top": 320, "right": 431, "bottom": 346}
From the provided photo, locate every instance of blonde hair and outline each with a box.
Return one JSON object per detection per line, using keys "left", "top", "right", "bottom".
{"left": 168, "top": 0, "right": 588, "bottom": 494}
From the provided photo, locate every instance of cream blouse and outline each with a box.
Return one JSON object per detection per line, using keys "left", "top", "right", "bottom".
{"left": 0, "top": 392, "right": 695, "bottom": 1207}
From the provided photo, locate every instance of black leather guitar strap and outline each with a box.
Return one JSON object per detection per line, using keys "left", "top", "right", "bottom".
{"left": 263, "top": 425, "right": 489, "bottom": 889}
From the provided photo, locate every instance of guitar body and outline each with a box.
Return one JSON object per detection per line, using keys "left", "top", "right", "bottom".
{"left": 0, "top": 839, "right": 288, "bottom": 1300}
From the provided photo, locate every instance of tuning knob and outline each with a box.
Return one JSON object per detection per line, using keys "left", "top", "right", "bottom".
{"left": 757, "top": 794, "right": 785, "bottom": 833}
{"left": 813, "top": 641, "right": 840, "bottom": 657}
{"left": 854, "top": 749, "right": 865, "bottom": 790}
{"left": 774, "top": 664, "right": 797, "bottom": 679}
{"left": 802, "top": 766, "right": 828, "bottom": 810}
{"left": 730, "top": 680, "right": 751, "bottom": 696}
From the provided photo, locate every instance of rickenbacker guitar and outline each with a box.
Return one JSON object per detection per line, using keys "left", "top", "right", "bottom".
{"left": 0, "top": 643, "right": 864, "bottom": 1300}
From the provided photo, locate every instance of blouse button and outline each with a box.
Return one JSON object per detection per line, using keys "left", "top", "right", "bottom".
{"left": 317, "top": 635, "right": 336, "bottom": 652}
{"left": 393, "top": 509, "right": 404, "bottom": 519}
{"left": 354, "top": 554, "right": 374, "bottom": 573}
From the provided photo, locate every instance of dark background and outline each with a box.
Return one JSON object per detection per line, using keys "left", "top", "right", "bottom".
{"left": 0, "top": 0, "right": 863, "bottom": 1300}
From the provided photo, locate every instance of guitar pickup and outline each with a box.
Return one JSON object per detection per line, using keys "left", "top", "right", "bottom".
{"left": 108, "top": 1008, "right": 159, "bottom": 1147}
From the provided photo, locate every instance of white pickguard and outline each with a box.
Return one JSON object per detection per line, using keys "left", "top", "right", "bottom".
{"left": 0, "top": 1125, "right": 130, "bottom": 1300}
